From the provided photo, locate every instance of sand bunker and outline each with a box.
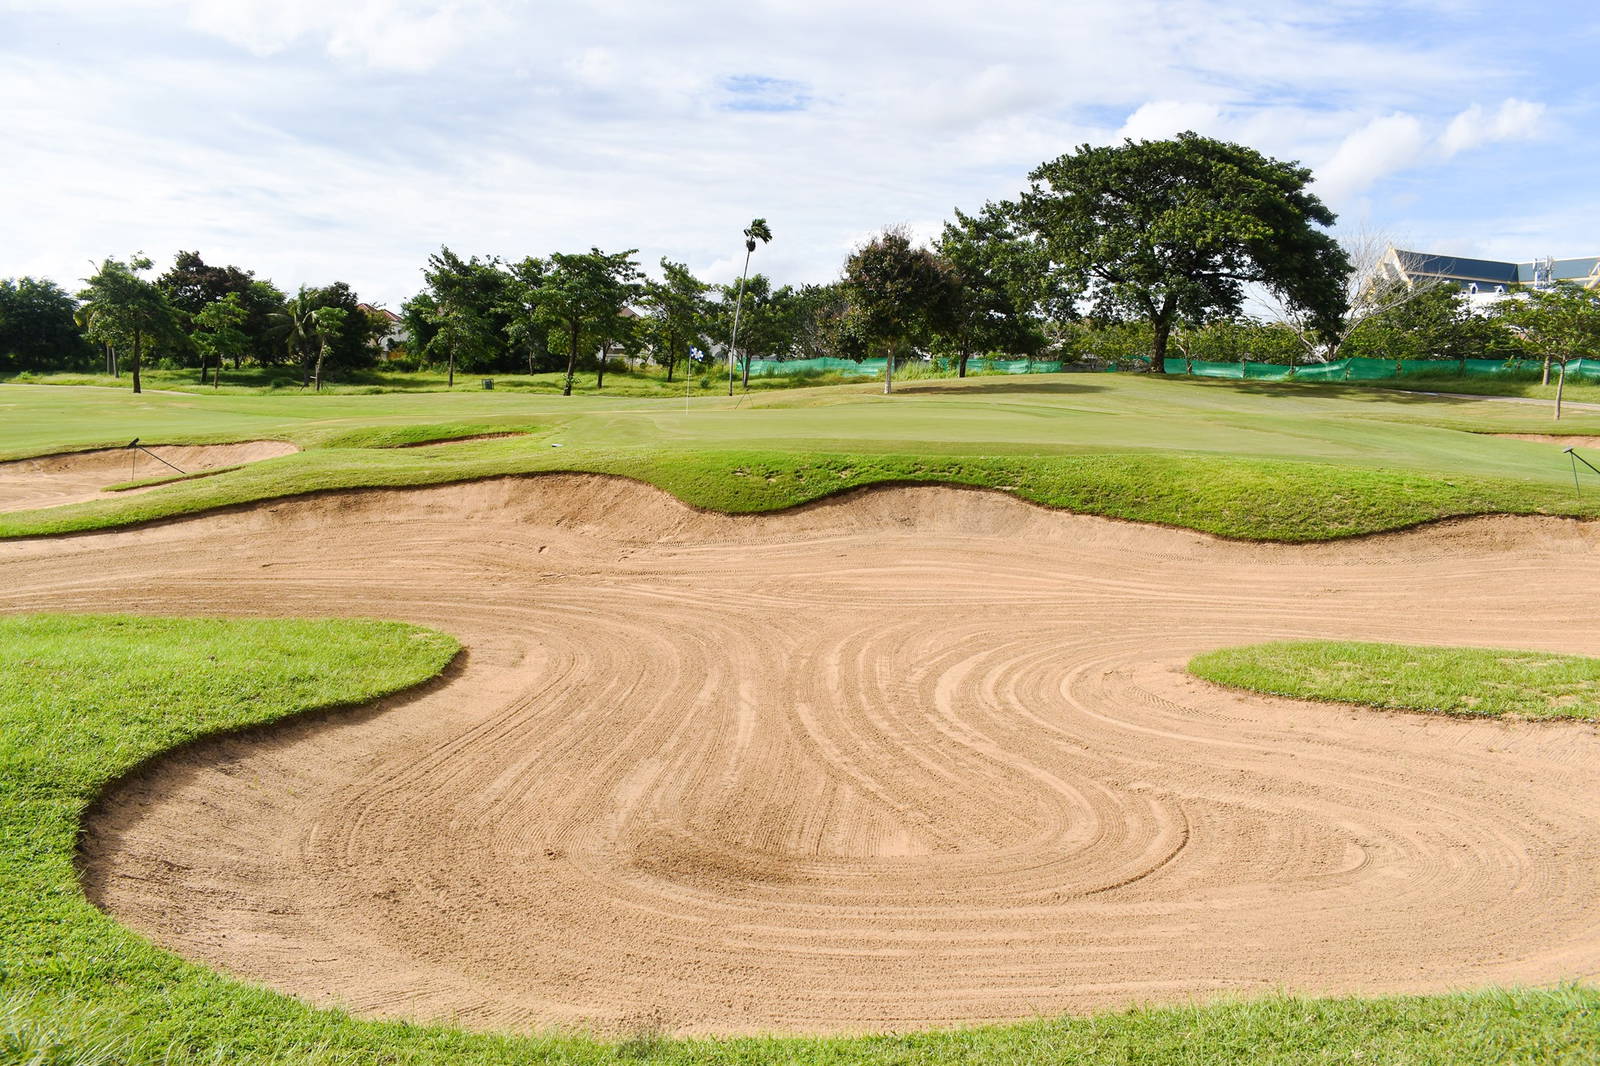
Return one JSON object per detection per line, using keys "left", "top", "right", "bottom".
{"left": 1495, "top": 433, "right": 1600, "bottom": 449}
{"left": 0, "top": 441, "right": 298, "bottom": 514}
{"left": 1, "top": 476, "right": 1597, "bottom": 1036}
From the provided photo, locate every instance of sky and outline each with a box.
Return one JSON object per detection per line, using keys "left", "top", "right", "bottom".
{"left": 3, "top": 0, "right": 1597, "bottom": 309}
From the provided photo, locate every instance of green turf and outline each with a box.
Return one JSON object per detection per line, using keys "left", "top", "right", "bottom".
{"left": 1190, "top": 640, "right": 1600, "bottom": 720}
{"left": 2, "top": 614, "right": 1594, "bottom": 1064}
{"left": 4, "top": 375, "right": 1600, "bottom": 541}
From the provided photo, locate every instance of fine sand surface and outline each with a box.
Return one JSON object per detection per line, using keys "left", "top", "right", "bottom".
{"left": 2, "top": 476, "right": 1598, "bottom": 1037}
{"left": 1496, "top": 433, "right": 1600, "bottom": 449}
{"left": 0, "top": 441, "right": 298, "bottom": 514}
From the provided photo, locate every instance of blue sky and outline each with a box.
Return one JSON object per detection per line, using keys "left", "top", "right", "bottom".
{"left": 2, "top": 0, "right": 1596, "bottom": 308}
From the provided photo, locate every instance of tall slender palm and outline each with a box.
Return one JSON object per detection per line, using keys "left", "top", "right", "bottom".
{"left": 728, "top": 218, "right": 772, "bottom": 394}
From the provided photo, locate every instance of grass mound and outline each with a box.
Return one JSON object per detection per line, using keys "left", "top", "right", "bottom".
{"left": 1190, "top": 640, "right": 1600, "bottom": 720}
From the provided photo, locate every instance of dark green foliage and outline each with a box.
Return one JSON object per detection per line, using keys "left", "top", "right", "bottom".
{"left": 640, "top": 259, "right": 712, "bottom": 382}
{"left": 535, "top": 248, "right": 643, "bottom": 394}
{"left": 77, "top": 256, "right": 185, "bottom": 393}
{"left": 0, "top": 277, "right": 94, "bottom": 372}
{"left": 934, "top": 203, "right": 1056, "bottom": 376}
{"left": 157, "top": 251, "right": 287, "bottom": 366}
{"left": 844, "top": 228, "right": 958, "bottom": 392}
{"left": 1019, "top": 132, "right": 1349, "bottom": 372}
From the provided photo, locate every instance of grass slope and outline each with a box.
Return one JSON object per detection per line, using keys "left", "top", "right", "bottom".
{"left": 1190, "top": 640, "right": 1600, "bottom": 720}
{"left": 7, "top": 375, "right": 1600, "bottom": 542}
{"left": 2, "top": 614, "right": 1596, "bottom": 1064}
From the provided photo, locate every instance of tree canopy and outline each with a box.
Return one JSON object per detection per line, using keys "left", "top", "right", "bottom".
{"left": 1019, "top": 132, "right": 1349, "bottom": 372}
{"left": 844, "top": 228, "right": 957, "bottom": 393}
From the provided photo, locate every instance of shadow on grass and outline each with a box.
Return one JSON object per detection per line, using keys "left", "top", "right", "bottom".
{"left": 1171, "top": 375, "right": 1499, "bottom": 406}
{"left": 892, "top": 378, "right": 1109, "bottom": 397}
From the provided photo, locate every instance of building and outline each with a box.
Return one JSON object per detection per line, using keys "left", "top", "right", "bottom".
{"left": 1381, "top": 248, "right": 1600, "bottom": 307}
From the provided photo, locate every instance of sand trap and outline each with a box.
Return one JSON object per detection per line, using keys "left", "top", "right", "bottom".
{"left": 0, "top": 441, "right": 298, "bottom": 514}
{"left": 1495, "top": 433, "right": 1600, "bottom": 449}
{"left": 1, "top": 476, "right": 1597, "bottom": 1036}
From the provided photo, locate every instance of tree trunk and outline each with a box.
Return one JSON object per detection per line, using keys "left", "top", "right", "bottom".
{"left": 132, "top": 327, "right": 142, "bottom": 394}
{"left": 562, "top": 324, "right": 579, "bottom": 396}
{"left": 665, "top": 349, "right": 675, "bottom": 383}
{"left": 313, "top": 343, "right": 326, "bottom": 392}
{"left": 742, "top": 351, "right": 751, "bottom": 389}
{"left": 958, "top": 350, "right": 969, "bottom": 378}
{"left": 447, "top": 349, "right": 455, "bottom": 388}
{"left": 884, "top": 341, "right": 895, "bottom": 395}
{"left": 1555, "top": 362, "right": 1566, "bottom": 420}
{"left": 1542, "top": 355, "right": 1551, "bottom": 386}
{"left": 1150, "top": 317, "right": 1170, "bottom": 374}
{"left": 596, "top": 349, "right": 606, "bottom": 390}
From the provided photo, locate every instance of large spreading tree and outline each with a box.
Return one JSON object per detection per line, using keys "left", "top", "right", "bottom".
{"left": 1018, "top": 132, "right": 1349, "bottom": 372}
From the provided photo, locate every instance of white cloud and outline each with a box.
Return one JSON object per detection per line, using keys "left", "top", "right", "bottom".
{"left": 1440, "top": 98, "right": 1546, "bottom": 156}
{"left": 1315, "top": 113, "right": 1431, "bottom": 200}
{"left": 0, "top": 1, "right": 1587, "bottom": 305}
{"left": 1116, "top": 100, "right": 1226, "bottom": 142}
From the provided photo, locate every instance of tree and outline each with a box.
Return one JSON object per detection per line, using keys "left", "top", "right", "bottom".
{"left": 78, "top": 256, "right": 182, "bottom": 394}
{"left": 501, "top": 256, "right": 554, "bottom": 375}
{"left": 309, "top": 306, "right": 348, "bottom": 391}
{"left": 273, "top": 282, "right": 377, "bottom": 384}
{"left": 416, "top": 247, "right": 510, "bottom": 386}
{"left": 273, "top": 288, "right": 320, "bottom": 384}
{"left": 191, "top": 293, "right": 249, "bottom": 388}
{"left": 728, "top": 218, "right": 773, "bottom": 393}
{"left": 0, "top": 277, "right": 94, "bottom": 373}
{"left": 1270, "top": 231, "right": 1448, "bottom": 366}
{"left": 934, "top": 203, "right": 1057, "bottom": 376}
{"left": 640, "top": 259, "right": 710, "bottom": 383}
{"left": 1500, "top": 285, "right": 1600, "bottom": 420}
{"left": 1018, "top": 132, "right": 1348, "bottom": 373}
{"left": 843, "top": 227, "right": 957, "bottom": 394}
{"left": 158, "top": 251, "right": 285, "bottom": 366}
{"left": 535, "top": 249, "right": 643, "bottom": 395}
{"left": 712, "top": 274, "right": 797, "bottom": 383}
{"left": 790, "top": 282, "right": 867, "bottom": 361}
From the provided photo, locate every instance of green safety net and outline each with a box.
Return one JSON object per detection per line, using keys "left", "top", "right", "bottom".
{"left": 742, "top": 355, "right": 1587, "bottom": 381}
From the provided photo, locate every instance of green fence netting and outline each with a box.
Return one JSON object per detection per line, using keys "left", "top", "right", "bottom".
{"left": 742, "top": 356, "right": 1582, "bottom": 381}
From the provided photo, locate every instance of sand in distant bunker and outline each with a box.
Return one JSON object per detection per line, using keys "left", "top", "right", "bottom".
{"left": 0, "top": 441, "right": 298, "bottom": 514}
{"left": 4, "top": 476, "right": 1597, "bottom": 1036}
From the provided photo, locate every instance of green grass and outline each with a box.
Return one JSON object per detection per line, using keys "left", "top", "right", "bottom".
{"left": 1190, "top": 640, "right": 1600, "bottom": 720}
{"left": 6, "top": 374, "right": 1600, "bottom": 541}
{"left": 1, "top": 612, "right": 1595, "bottom": 1063}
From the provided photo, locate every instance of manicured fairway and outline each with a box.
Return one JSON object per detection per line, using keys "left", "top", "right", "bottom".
{"left": 6, "top": 374, "right": 1600, "bottom": 540}
{"left": 3, "top": 612, "right": 1597, "bottom": 1064}
{"left": 1191, "top": 641, "right": 1600, "bottom": 720}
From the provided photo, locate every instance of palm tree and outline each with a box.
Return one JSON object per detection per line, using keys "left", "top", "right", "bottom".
{"left": 272, "top": 288, "right": 319, "bottom": 387}
{"left": 728, "top": 218, "right": 773, "bottom": 394}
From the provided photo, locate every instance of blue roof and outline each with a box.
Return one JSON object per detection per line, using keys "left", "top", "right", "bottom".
{"left": 1395, "top": 250, "right": 1520, "bottom": 285}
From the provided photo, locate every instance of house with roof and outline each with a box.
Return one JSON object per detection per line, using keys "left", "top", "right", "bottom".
{"left": 1380, "top": 248, "right": 1600, "bottom": 308}
{"left": 356, "top": 303, "right": 408, "bottom": 358}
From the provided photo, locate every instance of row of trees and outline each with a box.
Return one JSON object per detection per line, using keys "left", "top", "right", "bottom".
{"left": 4, "top": 134, "right": 1596, "bottom": 394}
{"left": 0, "top": 251, "right": 392, "bottom": 392}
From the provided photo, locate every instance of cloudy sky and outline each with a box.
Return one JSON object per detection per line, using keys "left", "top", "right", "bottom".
{"left": 3, "top": 0, "right": 1596, "bottom": 307}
